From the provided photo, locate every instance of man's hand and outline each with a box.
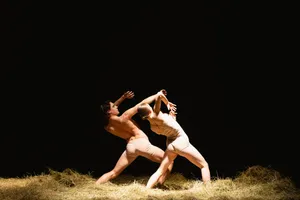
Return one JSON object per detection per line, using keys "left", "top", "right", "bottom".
{"left": 123, "top": 91, "right": 134, "bottom": 99}
{"left": 169, "top": 110, "right": 177, "bottom": 120}
{"left": 167, "top": 101, "right": 177, "bottom": 112}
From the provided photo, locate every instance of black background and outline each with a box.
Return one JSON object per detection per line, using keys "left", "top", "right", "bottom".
{"left": 1, "top": 1, "right": 298, "bottom": 187}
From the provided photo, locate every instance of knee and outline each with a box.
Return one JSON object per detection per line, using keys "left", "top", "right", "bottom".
{"left": 202, "top": 161, "right": 209, "bottom": 169}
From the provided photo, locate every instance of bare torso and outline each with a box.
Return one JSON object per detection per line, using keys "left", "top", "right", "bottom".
{"left": 148, "top": 112, "right": 182, "bottom": 137}
{"left": 105, "top": 115, "right": 147, "bottom": 142}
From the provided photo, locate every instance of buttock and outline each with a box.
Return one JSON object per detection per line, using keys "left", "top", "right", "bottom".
{"left": 126, "top": 137, "right": 155, "bottom": 157}
{"left": 167, "top": 135, "right": 190, "bottom": 153}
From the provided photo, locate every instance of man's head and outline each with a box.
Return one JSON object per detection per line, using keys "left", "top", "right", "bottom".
{"left": 100, "top": 100, "right": 120, "bottom": 127}
{"left": 100, "top": 100, "right": 120, "bottom": 116}
{"left": 137, "top": 103, "right": 152, "bottom": 120}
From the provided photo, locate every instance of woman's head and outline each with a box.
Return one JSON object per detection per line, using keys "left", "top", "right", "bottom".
{"left": 137, "top": 103, "right": 152, "bottom": 120}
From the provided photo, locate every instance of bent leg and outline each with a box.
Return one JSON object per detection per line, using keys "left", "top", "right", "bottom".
{"left": 136, "top": 139, "right": 174, "bottom": 185}
{"left": 95, "top": 150, "right": 137, "bottom": 184}
{"left": 157, "top": 138, "right": 176, "bottom": 184}
{"left": 146, "top": 150, "right": 178, "bottom": 189}
{"left": 157, "top": 155, "right": 175, "bottom": 185}
{"left": 178, "top": 144, "right": 211, "bottom": 183}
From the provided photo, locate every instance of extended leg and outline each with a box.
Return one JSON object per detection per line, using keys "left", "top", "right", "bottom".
{"left": 178, "top": 144, "right": 211, "bottom": 183}
{"left": 95, "top": 150, "right": 137, "bottom": 184}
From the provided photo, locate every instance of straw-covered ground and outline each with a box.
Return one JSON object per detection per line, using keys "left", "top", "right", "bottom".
{"left": 0, "top": 165, "right": 299, "bottom": 200}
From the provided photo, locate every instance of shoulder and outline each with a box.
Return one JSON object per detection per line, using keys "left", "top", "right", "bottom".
{"left": 109, "top": 115, "right": 120, "bottom": 121}
{"left": 120, "top": 113, "right": 132, "bottom": 121}
{"left": 156, "top": 111, "right": 168, "bottom": 119}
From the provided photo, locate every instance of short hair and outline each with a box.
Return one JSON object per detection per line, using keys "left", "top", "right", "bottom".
{"left": 100, "top": 100, "right": 111, "bottom": 115}
{"left": 137, "top": 104, "right": 151, "bottom": 120}
{"left": 100, "top": 100, "right": 111, "bottom": 126}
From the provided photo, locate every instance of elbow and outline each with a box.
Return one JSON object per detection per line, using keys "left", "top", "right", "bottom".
{"left": 155, "top": 94, "right": 162, "bottom": 101}
{"left": 156, "top": 91, "right": 164, "bottom": 98}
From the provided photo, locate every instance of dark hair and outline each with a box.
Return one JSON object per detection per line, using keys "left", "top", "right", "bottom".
{"left": 100, "top": 100, "right": 111, "bottom": 126}
{"left": 100, "top": 100, "right": 111, "bottom": 115}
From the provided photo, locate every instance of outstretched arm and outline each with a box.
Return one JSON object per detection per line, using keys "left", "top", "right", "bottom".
{"left": 121, "top": 93, "right": 160, "bottom": 119}
{"left": 113, "top": 91, "right": 134, "bottom": 108}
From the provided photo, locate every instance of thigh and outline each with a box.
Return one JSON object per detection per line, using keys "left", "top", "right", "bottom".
{"left": 112, "top": 150, "right": 137, "bottom": 173}
{"left": 135, "top": 138, "right": 165, "bottom": 163}
{"left": 177, "top": 143, "right": 207, "bottom": 168}
{"left": 157, "top": 150, "right": 178, "bottom": 173}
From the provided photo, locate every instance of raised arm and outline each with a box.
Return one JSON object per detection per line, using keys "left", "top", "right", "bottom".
{"left": 113, "top": 91, "right": 134, "bottom": 108}
{"left": 153, "top": 89, "right": 176, "bottom": 114}
{"left": 121, "top": 93, "right": 160, "bottom": 119}
{"left": 153, "top": 91, "right": 163, "bottom": 115}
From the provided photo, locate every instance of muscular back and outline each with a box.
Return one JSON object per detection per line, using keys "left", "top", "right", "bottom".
{"left": 149, "top": 112, "right": 182, "bottom": 138}
{"left": 105, "top": 115, "right": 147, "bottom": 142}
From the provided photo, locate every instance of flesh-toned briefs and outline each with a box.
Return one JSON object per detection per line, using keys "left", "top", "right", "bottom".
{"left": 126, "top": 137, "right": 160, "bottom": 158}
{"left": 167, "top": 133, "right": 190, "bottom": 153}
